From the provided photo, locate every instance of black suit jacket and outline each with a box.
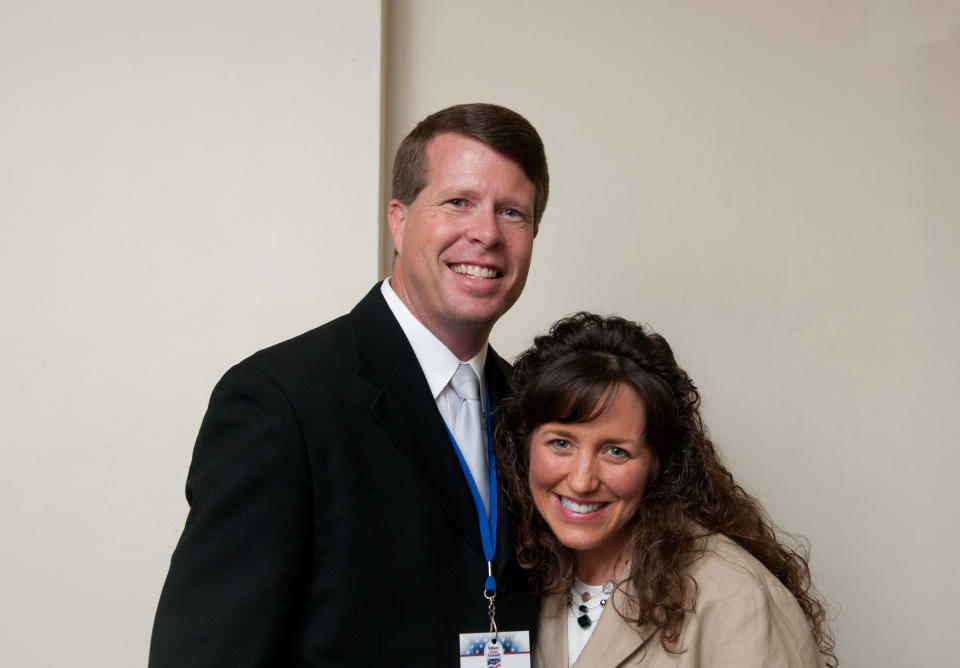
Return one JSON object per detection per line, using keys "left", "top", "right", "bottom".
{"left": 149, "top": 284, "right": 537, "bottom": 667}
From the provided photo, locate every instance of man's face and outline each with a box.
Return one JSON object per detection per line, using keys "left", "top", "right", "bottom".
{"left": 388, "top": 132, "right": 536, "bottom": 357}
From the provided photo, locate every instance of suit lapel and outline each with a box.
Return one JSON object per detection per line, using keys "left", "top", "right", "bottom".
{"left": 351, "top": 285, "right": 483, "bottom": 554}
{"left": 485, "top": 349, "right": 516, "bottom": 581}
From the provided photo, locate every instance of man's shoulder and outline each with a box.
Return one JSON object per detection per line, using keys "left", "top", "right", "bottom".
{"left": 246, "top": 311, "right": 353, "bottom": 369}
{"left": 228, "top": 284, "right": 391, "bottom": 391}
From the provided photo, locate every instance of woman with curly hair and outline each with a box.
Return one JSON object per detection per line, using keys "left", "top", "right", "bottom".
{"left": 497, "top": 313, "right": 835, "bottom": 667}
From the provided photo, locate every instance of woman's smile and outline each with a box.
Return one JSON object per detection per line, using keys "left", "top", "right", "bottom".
{"left": 557, "top": 495, "right": 607, "bottom": 517}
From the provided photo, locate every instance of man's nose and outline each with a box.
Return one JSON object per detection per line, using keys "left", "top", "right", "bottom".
{"left": 466, "top": 206, "right": 502, "bottom": 245}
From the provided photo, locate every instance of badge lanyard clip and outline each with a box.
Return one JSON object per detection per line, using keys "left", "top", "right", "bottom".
{"left": 485, "top": 561, "right": 498, "bottom": 641}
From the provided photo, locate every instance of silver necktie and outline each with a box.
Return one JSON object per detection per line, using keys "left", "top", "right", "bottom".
{"left": 450, "top": 363, "right": 489, "bottom": 515}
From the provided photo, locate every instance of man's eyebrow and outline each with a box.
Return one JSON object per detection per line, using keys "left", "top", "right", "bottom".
{"left": 434, "top": 187, "right": 483, "bottom": 200}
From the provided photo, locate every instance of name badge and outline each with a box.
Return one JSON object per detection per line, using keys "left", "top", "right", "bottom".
{"left": 459, "top": 630, "right": 531, "bottom": 668}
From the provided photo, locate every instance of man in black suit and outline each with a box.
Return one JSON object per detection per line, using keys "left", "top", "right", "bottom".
{"left": 149, "top": 103, "right": 549, "bottom": 666}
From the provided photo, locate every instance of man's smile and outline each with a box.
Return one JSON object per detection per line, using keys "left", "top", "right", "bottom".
{"left": 449, "top": 263, "right": 502, "bottom": 279}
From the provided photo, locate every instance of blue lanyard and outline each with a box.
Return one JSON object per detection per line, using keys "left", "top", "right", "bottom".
{"left": 444, "top": 380, "right": 498, "bottom": 594}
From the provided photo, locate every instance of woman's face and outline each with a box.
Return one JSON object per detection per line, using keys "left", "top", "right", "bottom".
{"left": 527, "top": 383, "right": 654, "bottom": 573}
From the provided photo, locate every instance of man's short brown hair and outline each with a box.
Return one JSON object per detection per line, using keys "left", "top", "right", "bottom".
{"left": 391, "top": 103, "right": 549, "bottom": 229}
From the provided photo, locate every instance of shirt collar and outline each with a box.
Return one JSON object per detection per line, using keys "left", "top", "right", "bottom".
{"left": 380, "top": 278, "right": 488, "bottom": 400}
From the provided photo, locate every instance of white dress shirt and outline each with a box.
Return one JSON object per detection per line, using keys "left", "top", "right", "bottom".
{"left": 380, "top": 277, "right": 489, "bottom": 454}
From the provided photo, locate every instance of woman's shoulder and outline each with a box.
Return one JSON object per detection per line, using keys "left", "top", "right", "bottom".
{"left": 690, "top": 534, "right": 782, "bottom": 586}
{"left": 679, "top": 533, "right": 824, "bottom": 666}
{"left": 688, "top": 533, "right": 799, "bottom": 611}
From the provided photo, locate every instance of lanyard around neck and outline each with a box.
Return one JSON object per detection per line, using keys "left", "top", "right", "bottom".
{"left": 444, "top": 379, "right": 499, "bottom": 594}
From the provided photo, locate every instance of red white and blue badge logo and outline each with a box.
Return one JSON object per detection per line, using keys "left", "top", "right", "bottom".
{"left": 484, "top": 638, "right": 503, "bottom": 667}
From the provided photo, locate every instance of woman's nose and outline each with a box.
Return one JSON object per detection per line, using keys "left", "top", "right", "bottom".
{"left": 567, "top": 455, "right": 599, "bottom": 495}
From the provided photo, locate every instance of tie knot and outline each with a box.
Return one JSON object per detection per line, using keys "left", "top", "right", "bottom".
{"left": 451, "top": 363, "right": 480, "bottom": 402}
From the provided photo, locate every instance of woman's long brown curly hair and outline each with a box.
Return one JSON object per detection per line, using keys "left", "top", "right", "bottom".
{"left": 496, "top": 313, "right": 836, "bottom": 665}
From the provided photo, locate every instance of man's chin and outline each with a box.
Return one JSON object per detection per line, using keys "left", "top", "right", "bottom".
{"left": 445, "top": 296, "right": 517, "bottom": 328}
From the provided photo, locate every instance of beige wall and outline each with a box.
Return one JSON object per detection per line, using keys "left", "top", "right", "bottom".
{"left": 3, "top": 1, "right": 958, "bottom": 666}
{"left": 0, "top": 1, "right": 381, "bottom": 665}
{"left": 385, "top": 2, "right": 959, "bottom": 667}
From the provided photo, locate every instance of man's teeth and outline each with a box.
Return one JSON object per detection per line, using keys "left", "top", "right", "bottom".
{"left": 451, "top": 263, "right": 499, "bottom": 279}
{"left": 560, "top": 497, "right": 604, "bottom": 514}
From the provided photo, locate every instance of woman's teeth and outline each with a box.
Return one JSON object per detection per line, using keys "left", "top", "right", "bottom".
{"left": 560, "top": 496, "right": 604, "bottom": 514}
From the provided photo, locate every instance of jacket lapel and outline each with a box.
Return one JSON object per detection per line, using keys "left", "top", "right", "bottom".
{"left": 533, "top": 594, "right": 568, "bottom": 668}
{"left": 351, "top": 285, "right": 483, "bottom": 554}
{"left": 536, "top": 588, "right": 655, "bottom": 668}
{"left": 485, "top": 349, "right": 516, "bottom": 580}
{"left": 572, "top": 587, "right": 653, "bottom": 668}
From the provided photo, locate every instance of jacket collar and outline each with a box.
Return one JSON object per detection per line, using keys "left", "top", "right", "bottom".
{"left": 350, "top": 284, "right": 515, "bottom": 576}
{"left": 537, "top": 585, "right": 657, "bottom": 668}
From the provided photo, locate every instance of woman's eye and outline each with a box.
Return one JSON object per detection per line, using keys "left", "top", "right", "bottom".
{"left": 549, "top": 439, "right": 571, "bottom": 450}
{"left": 607, "top": 446, "right": 629, "bottom": 458}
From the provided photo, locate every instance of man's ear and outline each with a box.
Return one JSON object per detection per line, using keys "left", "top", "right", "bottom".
{"left": 387, "top": 200, "right": 406, "bottom": 254}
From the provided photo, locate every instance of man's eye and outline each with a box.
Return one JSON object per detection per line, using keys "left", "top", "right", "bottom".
{"left": 447, "top": 198, "right": 467, "bottom": 207}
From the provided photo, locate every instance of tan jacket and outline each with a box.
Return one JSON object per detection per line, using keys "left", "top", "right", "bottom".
{"left": 533, "top": 534, "right": 825, "bottom": 668}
